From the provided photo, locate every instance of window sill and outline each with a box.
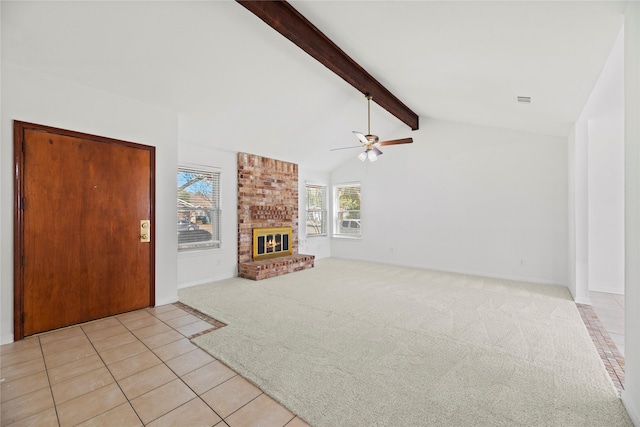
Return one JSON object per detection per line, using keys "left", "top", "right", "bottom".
{"left": 178, "top": 247, "right": 222, "bottom": 257}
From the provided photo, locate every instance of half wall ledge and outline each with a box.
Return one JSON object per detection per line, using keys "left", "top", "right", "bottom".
{"left": 238, "top": 254, "right": 315, "bottom": 281}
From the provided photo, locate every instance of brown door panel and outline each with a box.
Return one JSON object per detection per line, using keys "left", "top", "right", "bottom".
{"left": 16, "top": 123, "right": 155, "bottom": 338}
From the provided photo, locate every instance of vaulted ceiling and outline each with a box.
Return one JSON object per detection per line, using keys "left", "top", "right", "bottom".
{"left": 2, "top": 1, "right": 627, "bottom": 172}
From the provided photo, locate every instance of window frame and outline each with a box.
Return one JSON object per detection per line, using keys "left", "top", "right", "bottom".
{"left": 333, "top": 182, "right": 361, "bottom": 238}
{"left": 305, "top": 183, "right": 328, "bottom": 237}
{"left": 177, "top": 165, "right": 222, "bottom": 252}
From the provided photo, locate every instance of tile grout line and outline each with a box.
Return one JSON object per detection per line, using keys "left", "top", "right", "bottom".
{"left": 39, "top": 335, "right": 63, "bottom": 427}
{"left": 97, "top": 315, "right": 147, "bottom": 426}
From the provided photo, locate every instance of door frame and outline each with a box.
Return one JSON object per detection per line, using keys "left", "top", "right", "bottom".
{"left": 13, "top": 121, "right": 156, "bottom": 340}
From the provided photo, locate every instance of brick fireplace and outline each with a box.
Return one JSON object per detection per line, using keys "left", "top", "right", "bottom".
{"left": 237, "top": 153, "right": 314, "bottom": 280}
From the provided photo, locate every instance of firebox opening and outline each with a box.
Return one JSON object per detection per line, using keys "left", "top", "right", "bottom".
{"left": 253, "top": 227, "right": 293, "bottom": 260}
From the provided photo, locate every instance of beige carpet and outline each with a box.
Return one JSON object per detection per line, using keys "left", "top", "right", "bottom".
{"left": 179, "top": 258, "right": 632, "bottom": 426}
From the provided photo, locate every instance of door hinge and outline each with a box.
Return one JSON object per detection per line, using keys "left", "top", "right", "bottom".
{"left": 21, "top": 255, "right": 25, "bottom": 267}
{"left": 21, "top": 197, "right": 25, "bottom": 210}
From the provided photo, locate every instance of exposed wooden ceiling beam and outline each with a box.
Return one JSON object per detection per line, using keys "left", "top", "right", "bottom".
{"left": 237, "top": 0, "right": 419, "bottom": 131}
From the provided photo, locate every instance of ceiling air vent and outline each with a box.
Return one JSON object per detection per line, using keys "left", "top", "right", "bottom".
{"left": 517, "top": 96, "right": 532, "bottom": 103}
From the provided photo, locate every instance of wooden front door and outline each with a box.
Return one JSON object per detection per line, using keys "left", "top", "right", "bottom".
{"left": 14, "top": 121, "right": 155, "bottom": 339}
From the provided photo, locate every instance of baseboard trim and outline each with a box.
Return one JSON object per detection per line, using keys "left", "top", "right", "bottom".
{"left": 574, "top": 296, "right": 592, "bottom": 305}
{"left": 590, "top": 287, "right": 625, "bottom": 295}
{"left": 177, "top": 274, "right": 236, "bottom": 290}
{"left": 154, "top": 295, "right": 179, "bottom": 307}
{"left": 337, "top": 256, "right": 568, "bottom": 287}
{"left": 1, "top": 334, "right": 15, "bottom": 346}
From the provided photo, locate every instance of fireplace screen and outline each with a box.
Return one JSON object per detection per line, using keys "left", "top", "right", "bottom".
{"left": 253, "top": 227, "right": 293, "bottom": 260}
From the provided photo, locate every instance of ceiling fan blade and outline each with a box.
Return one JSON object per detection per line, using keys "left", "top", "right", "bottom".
{"left": 372, "top": 147, "right": 383, "bottom": 156}
{"left": 330, "top": 145, "right": 362, "bottom": 151}
{"left": 379, "top": 137, "right": 413, "bottom": 146}
{"left": 353, "top": 131, "right": 368, "bottom": 145}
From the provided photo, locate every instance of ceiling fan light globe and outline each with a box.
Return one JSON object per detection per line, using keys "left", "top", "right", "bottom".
{"left": 358, "top": 151, "right": 368, "bottom": 161}
{"left": 368, "top": 150, "right": 378, "bottom": 162}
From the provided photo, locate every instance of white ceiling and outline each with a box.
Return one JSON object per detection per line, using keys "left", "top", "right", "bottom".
{"left": 1, "top": 1, "right": 627, "bottom": 172}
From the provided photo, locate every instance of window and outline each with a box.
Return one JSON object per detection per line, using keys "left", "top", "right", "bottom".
{"left": 305, "top": 184, "right": 327, "bottom": 236}
{"left": 177, "top": 167, "right": 221, "bottom": 251}
{"left": 334, "top": 183, "right": 361, "bottom": 237}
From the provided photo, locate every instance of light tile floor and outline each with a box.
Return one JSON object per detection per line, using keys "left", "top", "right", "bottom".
{"left": 577, "top": 291, "right": 626, "bottom": 395}
{"left": 590, "top": 291, "right": 625, "bottom": 356}
{"left": 0, "top": 304, "right": 308, "bottom": 427}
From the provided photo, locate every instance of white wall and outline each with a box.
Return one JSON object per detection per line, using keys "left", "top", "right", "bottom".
{"left": 0, "top": 63, "right": 180, "bottom": 344}
{"left": 623, "top": 1, "right": 640, "bottom": 424}
{"left": 331, "top": 119, "right": 568, "bottom": 285}
{"left": 568, "top": 122, "right": 590, "bottom": 303}
{"left": 588, "top": 114, "right": 625, "bottom": 294}
{"left": 177, "top": 140, "right": 238, "bottom": 288}
{"left": 0, "top": 2, "right": 4, "bottom": 345}
{"left": 299, "top": 169, "right": 331, "bottom": 260}
{"left": 571, "top": 27, "right": 626, "bottom": 297}
{"left": 568, "top": 27, "right": 625, "bottom": 303}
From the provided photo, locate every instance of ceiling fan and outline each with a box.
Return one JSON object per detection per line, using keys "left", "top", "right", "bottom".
{"left": 332, "top": 94, "right": 413, "bottom": 162}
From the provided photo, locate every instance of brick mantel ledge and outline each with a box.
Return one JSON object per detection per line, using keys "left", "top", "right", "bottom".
{"left": 239, "top": 254, "right": 315, "bottom": 281}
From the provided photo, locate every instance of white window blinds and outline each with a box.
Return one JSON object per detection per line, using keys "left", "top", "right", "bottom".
{"left": 305, "top": 184, "right": 327, "bottom": 236}
{"left": 177, "top": 167, "right": 221, "bottom": 250}
{"left": 334, "top": 183, "right": 361, "bottom": 237}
